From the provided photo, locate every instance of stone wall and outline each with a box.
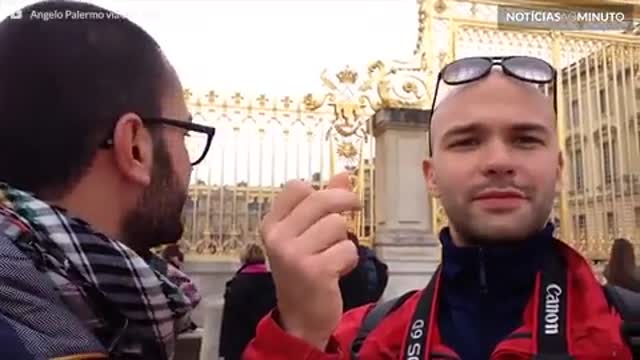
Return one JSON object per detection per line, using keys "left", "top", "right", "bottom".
{"left": 182, "top": 260, "right": 239, "bottom": 360}
{"left": 183, "top": 260, "right": 239, "bottom": 326}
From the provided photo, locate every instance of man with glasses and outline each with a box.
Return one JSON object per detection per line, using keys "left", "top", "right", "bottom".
{"left": 244, "top": 56, "right": 636, "bottom": 359}
{"left": 0, "top": 1, "right": 214, "bottom": 359}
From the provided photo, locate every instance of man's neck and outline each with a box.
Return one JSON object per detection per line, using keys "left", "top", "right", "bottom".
{"left": 448, "top": 223, "right": 550, "bottom": 248}
{"left": 448, "top": 226, "right": 469, "bottom": 247}
{"left": 52, "top": 183, "right": 124, "bottom": 242}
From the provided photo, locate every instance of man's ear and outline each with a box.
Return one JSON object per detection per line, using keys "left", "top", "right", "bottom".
{"left": 111, "top": 113, "right": 153, "bottom": 186}
{"left": 422, "top": 159, "right": 440, "bottom": 198}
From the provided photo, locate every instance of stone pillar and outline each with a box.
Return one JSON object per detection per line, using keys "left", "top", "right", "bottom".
{"left": 199, "top": 298, "right": 225, "bottom": 360}
{"left": 372, "top": 107, "right": 440, "bottom": 301}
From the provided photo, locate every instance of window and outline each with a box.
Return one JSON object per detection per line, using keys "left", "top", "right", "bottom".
{"left": 574, "top": 149, "right": 584, "bottom": 191}
{"left": 578, "top": 214, "right": 587, "bottom": 239}
{"left": 607, "top": 212, "right": 615, "bottom": 236}
{"left": 602, "top": 140, "right": 618, "bottom": 184}
{"left": 635, "top": 207, "right": 640, "bottom": 228}
{"left": 570, "top": 99, "right": 580, "bottom": 127}
{"left": 599, "top": 89, "right": 607, "bottom": 115}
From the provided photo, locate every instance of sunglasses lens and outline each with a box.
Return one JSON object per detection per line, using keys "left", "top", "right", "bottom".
{"left": 503, "top": 57, "right": 554, "bottom": 83}
{"left": 442, "top": 58, "right": 492, "bottom": 84}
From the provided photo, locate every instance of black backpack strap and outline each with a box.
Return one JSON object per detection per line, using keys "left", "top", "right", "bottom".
{"left": 603, "top": 284, "right": 640, "bottom": 320}
{"left": 350, "top": 290, "right": 418, "bottom": 360}
{"left": 603, "top": 284, "right": 640, "bottom": 358}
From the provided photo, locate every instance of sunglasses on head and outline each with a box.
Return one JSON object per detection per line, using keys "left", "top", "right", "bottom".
{"left": 428, "top": 55, "right": 557, "bottom": 154}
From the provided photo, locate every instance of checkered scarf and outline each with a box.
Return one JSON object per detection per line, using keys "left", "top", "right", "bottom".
{"left": 0, "top": 183, "right": 192, "bottom": 359}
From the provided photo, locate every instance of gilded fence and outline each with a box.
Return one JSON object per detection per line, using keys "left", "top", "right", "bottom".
{"left": 180, "top": 62, "right": 430, "bottom": 259}
{"left": 419, "top": 0, "right": 640, "bottom": 259}
{"left": 179, "top": 0, "right": 640, "bottom": 261}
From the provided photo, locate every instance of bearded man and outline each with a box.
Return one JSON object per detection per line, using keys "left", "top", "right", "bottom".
{"left": 0, "top": 1, "right": 215, "bottom": 359}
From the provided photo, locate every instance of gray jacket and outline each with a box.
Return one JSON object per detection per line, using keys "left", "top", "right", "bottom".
{"left": 0, "top": 233, "right": 105, "bottom": 359}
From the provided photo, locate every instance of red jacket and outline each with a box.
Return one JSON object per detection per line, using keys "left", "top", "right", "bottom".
{"left": 244, "top": 242, "right": 632, "bottom": 359}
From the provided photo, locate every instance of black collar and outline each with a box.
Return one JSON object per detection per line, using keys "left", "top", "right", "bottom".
{"left": 439, "top": 223, "right": 555, "bottom": 297}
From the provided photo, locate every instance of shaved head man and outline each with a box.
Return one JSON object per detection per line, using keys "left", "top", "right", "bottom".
{"left": 423, "top": 70, "right": 563, "bottom": 246}
{"left": 245, "top": 56, "right": 637, "bottom": 360}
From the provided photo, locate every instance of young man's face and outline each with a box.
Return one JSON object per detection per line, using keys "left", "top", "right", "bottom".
{"left": 121, "top": 66, "right": 192, "bottom": 252}
{"left": 423, "top": 70, "right": 563, "bottom": 245}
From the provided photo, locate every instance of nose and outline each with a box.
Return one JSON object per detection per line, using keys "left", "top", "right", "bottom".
{"left": 480, "top": 140, "right": 516, "bottom": 177}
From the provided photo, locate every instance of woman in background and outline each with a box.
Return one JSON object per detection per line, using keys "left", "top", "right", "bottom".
{"left": 604, "top": 238, "right": 640, "bottom": 292}
{"left": 218, "top": 243, "right": 276, "bottom": 360}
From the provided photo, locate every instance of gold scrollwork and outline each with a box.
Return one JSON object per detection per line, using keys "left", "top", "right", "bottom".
{"left": 336, "top": 142, "right": 358, "bottom": 159}
{"left": 434, "top": 200, "right": 449, "bottom": 232}
{"left": 434, "top": 0, "right": 447, "bottom": 14}
{"left": 377, "top": 75, "right": 430, "bottom": 109}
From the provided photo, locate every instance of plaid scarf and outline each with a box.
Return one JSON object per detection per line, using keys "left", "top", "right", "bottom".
{"left": 0, "top": 183, "right": 193, "bottom": 359}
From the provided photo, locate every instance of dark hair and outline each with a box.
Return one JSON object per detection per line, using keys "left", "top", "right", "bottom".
{"left": 347, "top": 231, "right": 359, "bottom": 247}
{"left": 162, "top": 244, "right": 184, "bottom": 263}
{"left": 605, "top": 238, "right": 640, "bottom": 292}
{"left": 0, "top": 1, "right": 169, "bottom": 198}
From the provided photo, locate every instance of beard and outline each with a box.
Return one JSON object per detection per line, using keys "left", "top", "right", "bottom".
{"left": 442, "top": 191, "right": 555, "bottom": 247}
{"left": 121, "top": 136, "right": 188, "bottom": 255}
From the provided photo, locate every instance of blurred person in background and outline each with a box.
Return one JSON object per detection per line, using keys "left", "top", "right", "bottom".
{"left": 604, "top": 238, "right": 640, "bottom": 292}
{"left": 339, "top": 232, "right": 388, "bottom": 311}
{"left": 219, "top": 243, "right": 276, "bottom": 360}
{"left": 150, "top": 243, "right": 202, "bottom": 310}
{"left": 163, "top": 243, "right": 186, "bottom": 269}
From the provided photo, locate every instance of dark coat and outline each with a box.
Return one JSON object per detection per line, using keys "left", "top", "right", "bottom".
{"left": 340, "top": 245, "right": 389, "bottom": 312}
{"left": 218, "top": 262, "right": 276, "bottom": 360}
{"left": 0, "top": 313, "right": 33, "bottom": 360}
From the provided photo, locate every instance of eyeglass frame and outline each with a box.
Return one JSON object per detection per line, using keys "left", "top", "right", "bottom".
{"left": 427, "top": 56, "right": 558, "bottom": 155}
{"left": 100, "top": 116, "right": 216, "bottom": 166}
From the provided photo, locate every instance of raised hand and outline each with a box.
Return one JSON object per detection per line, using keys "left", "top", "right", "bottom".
{"left": 260, "top": 172, "right": 362, "bottom": 350}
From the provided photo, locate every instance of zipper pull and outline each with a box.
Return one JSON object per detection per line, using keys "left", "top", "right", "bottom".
{"left": 479, "top": 248, "right": 488, "bottom": 294}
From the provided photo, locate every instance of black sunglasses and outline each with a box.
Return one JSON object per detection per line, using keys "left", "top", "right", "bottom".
{"left": 100, "top": 116, "right": 216, "bottom": 166}
{"left": 428, "top": 56, "right": 557, "bottom": 154}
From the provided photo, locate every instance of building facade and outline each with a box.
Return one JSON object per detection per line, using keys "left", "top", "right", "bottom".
{"left": 560, "top": 44, "right": 640, "bottom": 258}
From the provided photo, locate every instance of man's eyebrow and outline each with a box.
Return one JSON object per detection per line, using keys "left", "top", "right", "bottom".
{"left": 441, "top": 123, "right": 484, "bottom": 140}
{"left": 440, "top": 122, "right": 552, "bottom": 140}
{"left": 509, "top": 123, "right": 551, "bottom": 135}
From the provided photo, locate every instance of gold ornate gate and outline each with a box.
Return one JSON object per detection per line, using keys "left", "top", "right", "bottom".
{"left": 180, "top": 0, "right": 639, "bottom": 261}
{"left": 421, "top": 0, "right": 640, "bottom": 260}
{"left": 181, "top": 62, "right": 430, "bottom": 260}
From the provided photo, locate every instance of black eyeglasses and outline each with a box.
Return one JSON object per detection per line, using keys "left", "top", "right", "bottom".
{"left": 101, "top": 116, "right": 216, "bottom": 166}
{"left": 428, "top": 56, "right": 557, "bottom": 154}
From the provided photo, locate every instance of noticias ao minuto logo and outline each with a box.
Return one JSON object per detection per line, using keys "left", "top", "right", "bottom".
{"left": 498, "top": 6, "right": 634, "bottom": 31}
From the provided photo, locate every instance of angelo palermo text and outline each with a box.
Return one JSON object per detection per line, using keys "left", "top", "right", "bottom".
{"left": 28, "top": 9, "right": 123, "bottom": 21}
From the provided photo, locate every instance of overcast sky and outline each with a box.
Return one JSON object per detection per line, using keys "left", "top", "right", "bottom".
{"left": 0, "top": 0, "right": 418, "bottom": 187}
{"left": 0, "top": 0, "right": 418, "bottom": 95}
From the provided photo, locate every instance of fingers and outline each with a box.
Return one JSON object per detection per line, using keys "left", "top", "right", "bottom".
{"left": 262, "top": 180, "right": 314, "bottom": 234}
{"left": 315, "top": 239, "right": 358, "bottom": 277}
{"left": 326, "top": 172, "right": 352, "bottom": 190}
{"left": 296, "top": 213, "right": 349, "bottom": 254}
{"left": 262, "top": 172, "right": 358, "bottom": 251}
{"left": 278, "top": 189, "right": 361, "bottom": 239}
